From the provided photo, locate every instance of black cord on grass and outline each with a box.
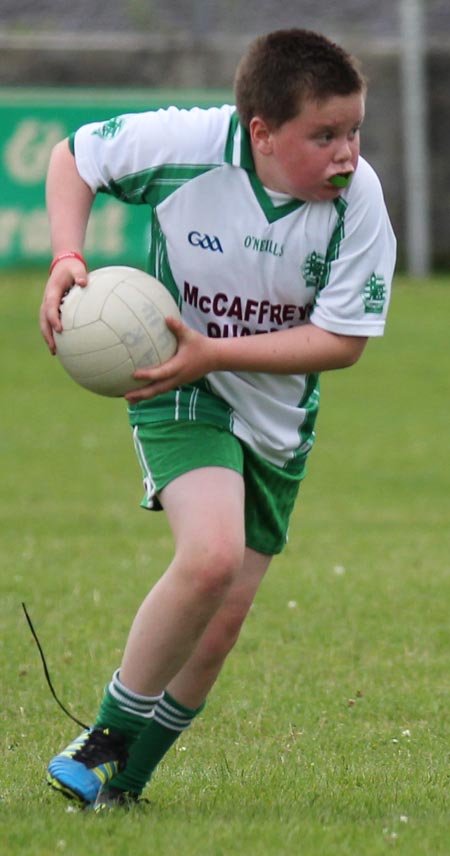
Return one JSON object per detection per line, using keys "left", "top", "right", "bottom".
{"left": 22, "top": 602, "right": 89, "bottom": 731}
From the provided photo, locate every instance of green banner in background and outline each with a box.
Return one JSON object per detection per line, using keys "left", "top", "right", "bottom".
{"left": 0, "top": 87, "right": 230, "bottom": 268}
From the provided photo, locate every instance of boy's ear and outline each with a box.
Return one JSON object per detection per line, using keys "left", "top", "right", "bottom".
{"left": 249, "top": 116, "right": 274, "bottom": 155}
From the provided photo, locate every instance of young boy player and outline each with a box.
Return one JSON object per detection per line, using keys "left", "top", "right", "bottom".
{"left": 40, "top": 28, "right": 396, "bottom": 809}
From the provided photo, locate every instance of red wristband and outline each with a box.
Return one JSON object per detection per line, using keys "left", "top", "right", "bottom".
{"left": 49, "top": 251, "right": 87, "bottom": 275}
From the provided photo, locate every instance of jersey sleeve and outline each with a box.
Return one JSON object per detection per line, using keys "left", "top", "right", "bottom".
{"left": 310, "top": 158, "right": 396, "bottom": 337}
{"left": 71, "top": 105, "right": 234, "bottom": 202}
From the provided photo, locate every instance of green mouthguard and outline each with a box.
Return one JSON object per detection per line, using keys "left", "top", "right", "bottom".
{"left": 329, "top": 173, "right": 353, "bottom": 188}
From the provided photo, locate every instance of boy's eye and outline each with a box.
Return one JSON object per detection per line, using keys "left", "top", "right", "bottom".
{"left": 316, "top": 124, "right": 361, "bottom": 143}
{"left": 317, "top": 131, "right": 334, "bottom": 143}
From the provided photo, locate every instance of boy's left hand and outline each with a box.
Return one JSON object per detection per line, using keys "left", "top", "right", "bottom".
{"left": 125, "top": 316, "right": 217, "bottom": 402}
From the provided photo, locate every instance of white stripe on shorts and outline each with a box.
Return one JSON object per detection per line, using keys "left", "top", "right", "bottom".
{"left": 188, "top": 387, "right": 199, "bottom": 420}
{"left": 132, "top": 425, "right": 158, "bottom": 509}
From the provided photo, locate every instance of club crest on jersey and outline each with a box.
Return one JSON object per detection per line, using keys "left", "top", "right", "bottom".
{"left": 188, "top": 231, "right": 223, "bottom": 253}
{"left": 363, "top": 273, "right": 387, "bottom": 314}
{"left": 301, "top": 251, "right": 326, "bottom": 288}
{"left": 92, "top": 117, "right": 125, "bottom": 140}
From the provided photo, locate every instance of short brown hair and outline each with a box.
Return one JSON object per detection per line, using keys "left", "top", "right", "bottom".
{"left": 234, "top": 29, "right": 366, "bottom": 130}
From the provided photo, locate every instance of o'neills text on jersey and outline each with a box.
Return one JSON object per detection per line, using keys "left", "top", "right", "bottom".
{"left": 184, "top": 281, "right": 314, "bottom": 337}
{"left": 244, "top": 235, "right": 284, "bottom": 257}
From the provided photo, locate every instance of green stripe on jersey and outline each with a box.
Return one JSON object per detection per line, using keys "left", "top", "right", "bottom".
{"left": 321, "top": 197, "right": 348, "bottom": 289}
{"left": 224, "top": 112, "right": 241, "bottom": 164}
{"left": 224, "top": 114, "right": 254, "bottom": 171}
{"left": 100, "top": 163, "right": 219, "bottom": 207}
{"left": 147, "top": 210, "right": 181, "bottom": 308}
{"left": 295, "top": 372, "right": 320, "bottom": 463}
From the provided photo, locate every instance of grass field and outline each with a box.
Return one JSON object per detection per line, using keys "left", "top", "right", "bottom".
{"left": 1, "top": 271, "right": 449, "bottom": 855}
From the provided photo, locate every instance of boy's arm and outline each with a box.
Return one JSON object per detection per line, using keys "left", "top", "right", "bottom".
{"left": 40, "top": 140, "right": 95, "bottom": 352}
{"left": 211, "top": 320, "right": 367, "bottom": 373}
{"left": 125, "top": 315, "right": 367, "bottom": 403}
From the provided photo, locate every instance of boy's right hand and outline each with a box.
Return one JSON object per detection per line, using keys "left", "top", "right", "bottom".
{"left": 40, "top": 260, "right": 88, "bottom": 354}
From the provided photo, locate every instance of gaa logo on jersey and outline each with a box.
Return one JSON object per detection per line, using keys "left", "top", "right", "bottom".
{"left": 188, "top": 231, "right": 223, "bottom": 253}
{"left": 363, "top": 273, "right": 386, "bottom": 314}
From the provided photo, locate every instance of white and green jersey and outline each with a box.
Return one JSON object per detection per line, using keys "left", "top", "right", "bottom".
{"left": 71, "top": 105, "right": 396, "bottom": 468}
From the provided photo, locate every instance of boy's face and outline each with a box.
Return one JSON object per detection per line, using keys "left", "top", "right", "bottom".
{"left": 250, "top": 92, "right": 365, "bottom": 201}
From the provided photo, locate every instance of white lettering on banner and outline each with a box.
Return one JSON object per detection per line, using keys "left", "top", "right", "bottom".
{"left": 23, "top": 209, "right": 50, "bottom": 253}
{"left": 4, "top": 120, "right": 65, "bottom": 185}
{"left": 84, "top": 205, "right": 126, "bottom": 255}
{"left": 0, "top": 210, "right": 20, "bottom": 252}
{"left": 0, "top": 201, "right": 127, "bottom": 257}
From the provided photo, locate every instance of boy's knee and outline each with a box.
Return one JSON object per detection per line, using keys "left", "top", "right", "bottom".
{"left": 187, "top": 539, "right": 244, "bottom": 600}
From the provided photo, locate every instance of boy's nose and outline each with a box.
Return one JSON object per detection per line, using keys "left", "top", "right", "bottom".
{"left": 334, "top": 138, "right": 354, "bottom": 165}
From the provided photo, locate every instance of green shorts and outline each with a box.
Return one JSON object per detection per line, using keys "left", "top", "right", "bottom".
{"left": 131, "top": 421, "right": 306, "bottom": 555}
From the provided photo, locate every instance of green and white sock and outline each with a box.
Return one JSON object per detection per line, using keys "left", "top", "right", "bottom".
{"left": 94, "top": 669, "right": 163, "bottom": 747}
{"left": 107, "top": 690, "right": 205, "bottom": 795}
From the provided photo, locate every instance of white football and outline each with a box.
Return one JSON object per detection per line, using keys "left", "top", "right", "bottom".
{"left": 54, "top": 266, "right": 180, "bottom": 397}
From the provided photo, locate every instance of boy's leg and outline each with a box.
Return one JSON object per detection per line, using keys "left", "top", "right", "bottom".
{"left": 95, "top": 547, "right": 271, "bottom": 804}
{"left": 48, "top": 466, "right": 247, "bottom": 805}
{"left": 93, "top": 431, "right": 303, "bottom": 806}
{"left": 118, "top": 465, "right": 246, "bottom": 695}
{"left": 166, "top": 546, "right": 271, "bottom": 708}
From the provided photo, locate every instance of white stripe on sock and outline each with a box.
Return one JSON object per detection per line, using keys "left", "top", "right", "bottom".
{"left": 109, "top": 669, "right": 163, "bottom": 717}
{"left": 153, "top": 697, "right": 193, "bottom": 732}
